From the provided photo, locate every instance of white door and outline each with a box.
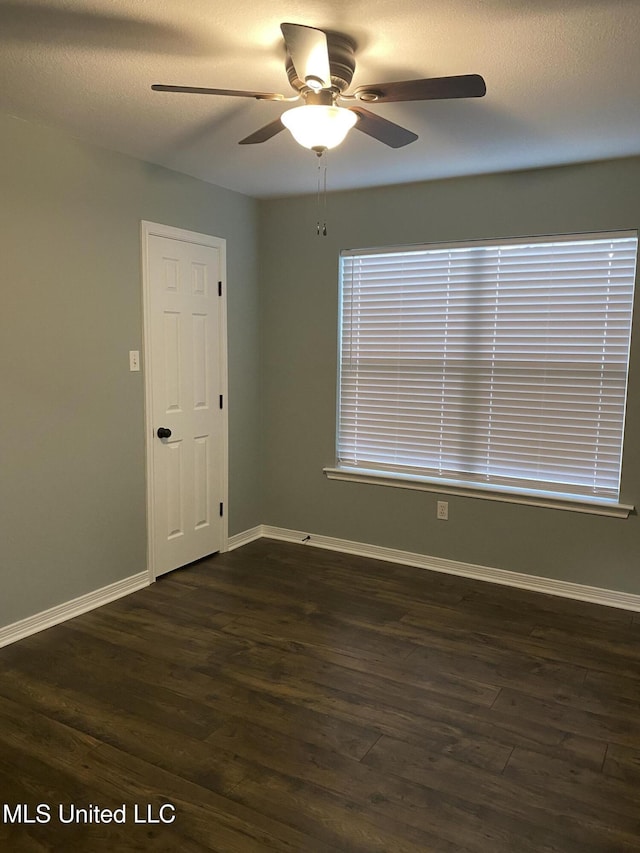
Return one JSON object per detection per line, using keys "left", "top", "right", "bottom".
{"left": 143, "top": 223, "right": 227, "bottom": 578}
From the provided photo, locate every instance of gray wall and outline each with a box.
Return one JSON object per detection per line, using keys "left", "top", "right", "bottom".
{"left": 0, "top": 113, "right": 261, "bottom": 627}
{"left": 3, "top": 109, "right": 639, "bottom": 632}
{"left": 259, "top": 158, "right": 640, "bottom": 593}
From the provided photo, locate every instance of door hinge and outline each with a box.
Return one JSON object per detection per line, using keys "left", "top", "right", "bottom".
{"left": 219, "top": 502, "right": 224, "bottom": 517}
{"left": 219, "top": 394, "right": 223, "bottom": 409}
{"left": 218, "top": 281, "right": 222, "bottom": 296}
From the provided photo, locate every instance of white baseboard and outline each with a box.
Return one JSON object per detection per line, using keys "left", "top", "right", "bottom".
{"left": 226, "top": 525, "right": 263, "bottom": 551}
{"left": 252, "top": 524, "right": 640, "bottom": 613}
{"left": 0, "top": 572, "right": 150, "bottom": 649}
{"left": 5, "top": 522, "right": 638, "bottom": 651}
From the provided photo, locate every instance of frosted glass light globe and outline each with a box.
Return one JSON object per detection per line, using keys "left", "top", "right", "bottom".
{"left": 281, "top": 105, "right": 357, "bottom": 152}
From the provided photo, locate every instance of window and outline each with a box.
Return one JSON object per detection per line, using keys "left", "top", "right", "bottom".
{"left": 333, "top": 231, "right": 637, "bottom": 512}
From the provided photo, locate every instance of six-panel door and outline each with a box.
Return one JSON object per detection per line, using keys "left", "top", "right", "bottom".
{"left": 148, "top": 234, "right": 224, "bottom": 576}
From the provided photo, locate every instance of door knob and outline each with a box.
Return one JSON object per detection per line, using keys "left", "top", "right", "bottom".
{"left": 157, "top": 427, "right": 172, "bottom": 439}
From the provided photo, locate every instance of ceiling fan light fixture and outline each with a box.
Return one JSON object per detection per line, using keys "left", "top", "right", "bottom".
{"left": 281, "top": 104, "right": 357, "bottom": 152}
{"left": 154, "top": 24, "right": 486, "bottom": 153}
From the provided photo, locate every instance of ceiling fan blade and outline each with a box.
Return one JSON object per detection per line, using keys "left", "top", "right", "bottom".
{"left": 239, "top": 118, "right": 286, "bottom": 145}
{"left": 349, "top": 107, "right": 418, "bottom": 148}
{"left": 280, "top": 23, "right": 331, "bottom": 89}
{"left": 353, "top": 74, "right": 486, "bottom": 103}
{"left": 152, "top": 84, "right": 285, "bottom": 101}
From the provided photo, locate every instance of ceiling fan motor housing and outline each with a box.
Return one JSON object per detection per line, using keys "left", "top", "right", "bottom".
{"left": 286, "top": 31, "right": 356, "bottom": 94}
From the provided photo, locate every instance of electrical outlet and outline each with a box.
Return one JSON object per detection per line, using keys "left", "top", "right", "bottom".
{"left": 129, "top": 350, "right": 140, "bottom": 372}
{"left": 437, "top": 500, "right": 449, "bottom": 520}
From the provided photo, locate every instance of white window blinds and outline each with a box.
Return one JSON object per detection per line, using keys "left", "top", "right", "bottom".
{"left": 338, "top": 232, "right": 637, "bottom": 502}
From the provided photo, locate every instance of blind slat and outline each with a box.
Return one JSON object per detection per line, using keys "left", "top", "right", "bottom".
{"left": 338, "top": 232, "right": 637, "bottom": 500}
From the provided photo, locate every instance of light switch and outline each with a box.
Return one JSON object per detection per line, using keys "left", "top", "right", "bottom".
{"left": 129, "top": 350, "right": 140, "bottom": 372}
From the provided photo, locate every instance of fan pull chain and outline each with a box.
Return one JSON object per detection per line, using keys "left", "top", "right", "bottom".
{"left": 323, "top": 156, "right": 328, "bottom": 236}
{"left": 316, "top": 150, "right": 328, "bottom": 237}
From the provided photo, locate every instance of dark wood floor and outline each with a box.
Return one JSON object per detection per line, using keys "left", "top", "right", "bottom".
{"left": 2, "top": 539, "right": 640, "bottom": 852}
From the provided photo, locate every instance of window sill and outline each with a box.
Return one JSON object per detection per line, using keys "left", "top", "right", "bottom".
{"left": 323, "top": 467, "right": 634, "bottom": 518}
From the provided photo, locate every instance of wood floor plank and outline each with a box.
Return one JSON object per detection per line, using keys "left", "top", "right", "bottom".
{"left": 503, "top": 746, "right": 640, "bottom": 823}
{"left": 584, "top": 668, "right": 640, "bottom": 704}
{"left": 80, "top": 737, "right": 341, "bottom": 853}
{"left": 0, "top": 693, "right": 338, "bottom": 852}
{"left": 181, "top": 564, "right": 411, "bottom": 625}
{"left": 202, "top": 644, "right": 572, "bottom": 753}
{"left": 0, "top": 631, "right": 380, "bottom": 767}
{"left": 218, "top": 617, "right": 500, "bottom": 707}
{"left": 0, "top": 630, "right": 226, "bottom": 741}
{"left": 509, "top": 671, "right": 640, "bottom": 723}
{"left": 65, "top": 603, "right": 257, "bottom": 668}
{"left": 455, "top": 582, "right": 633, "bottom": 628}
{"left": 0, "top": 670, "right": 250, "bottom": 795}
{"left": 403, "top": 634, "right": 587, "bottom": 693}
{"left": 0, "top": 718, "right": 208, "bottom": 852}
{"left": 1, "top": 538, "right": 640, "bottom": 851}
{"left": 490, "top": 687, "right": 640, "bottom": 749}
{"left": 230, "top": 769, "right": 469, "bottom": 853}
{"left": 203, "top": 548, "right": 466, "bottom": 612}
{"left": 362, "top": 734, "right": 640, "bottom": 852}
{"left": 221, "top": 610, "right": 418, "bottom": 661}
{"left": 206, "top": 717, "right": 545, "bottom": 853}
{"left": 220, "top": 618, "right": 502, "bottom": 710}
{"left": 530, "top": 622, "right": 640, "bottom": 669}
{"left": 398, "top": 615, "right": 640, "bottom": 680}
{"left": 603, "top": 743, "right": 640, "bottom": 784}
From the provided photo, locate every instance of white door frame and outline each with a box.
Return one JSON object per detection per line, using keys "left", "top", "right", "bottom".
{"left": 141, "top": 221, "right": 229, "bottom": 582}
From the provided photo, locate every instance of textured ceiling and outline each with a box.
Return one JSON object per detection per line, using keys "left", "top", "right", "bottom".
{"left": 1, "top": 0, "right": 639, "bottom": 198}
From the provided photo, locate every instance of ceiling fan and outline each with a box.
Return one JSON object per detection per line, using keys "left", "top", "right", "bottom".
{"left": 152, "top": 23, "right": 486, "bottom": 153}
